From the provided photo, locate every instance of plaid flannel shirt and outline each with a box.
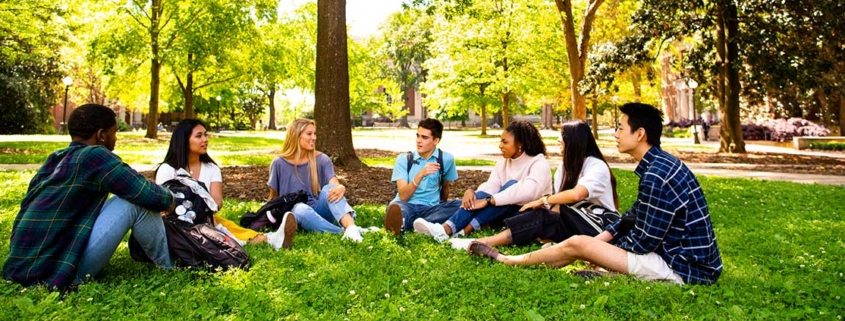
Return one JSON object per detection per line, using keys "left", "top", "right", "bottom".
{"left": 606, "top": 147, "right": 723, "bottom": 285}
{"left": 3, "top": 142, "right": 173, "bottom": 289}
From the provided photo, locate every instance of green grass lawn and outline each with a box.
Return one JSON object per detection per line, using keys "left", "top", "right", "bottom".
{"left": 1, "top": 169, "right": 843, "bottom": 319}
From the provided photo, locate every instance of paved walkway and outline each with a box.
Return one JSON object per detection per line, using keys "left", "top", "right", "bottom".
{"left": 2, "top": 130, "right": 842, "bottom": 185}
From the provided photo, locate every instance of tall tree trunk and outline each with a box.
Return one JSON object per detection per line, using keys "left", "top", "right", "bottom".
{"left": 816, "top": 89, "right": 829, "bottom": 127}
{"left": 481, "top": 103, "right": 488, "bottom": 136}
{"left": 145, "top": 0, "right": 162, "bottom": 139}
{"left": 399, "top": 89, "right": 410, "bottom": 128}
{"left": 501, "top": 53, "right": 510, "bottom": 130}
{"left": 724, "top": 1, "right": 745, "bottom": 153}
{"left": 591, "top": 95, "right": 598, "bottom": 138}
{"left": 267, "top": 88, "right": 277, "bottom": 130}
{"left": 554, "top": 0, "right": 605, "bottom": 121}
{"left": 314, "top": 0, "right": 363, "bottom": 169}
{"left": 716, "top": 3, "right": 730, "bottom": 152}
{"left": 839, "top": 95, "right": 845, "bottom": 135}
{"left": 182, "top": 53, "right": 195, "bottom": 118}
{"left": 632, "top": 76, "right": 642, "bottom": 101}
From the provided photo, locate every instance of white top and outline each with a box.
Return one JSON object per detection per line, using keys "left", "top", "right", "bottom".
{"left": 476, "top": 153, "right": 552, "bottom": 206}
{"left": 553, "top": 156, "right": 616, "bottom": 212}
{"left": 155, "top": 162, "right": 223, "bottom": 187}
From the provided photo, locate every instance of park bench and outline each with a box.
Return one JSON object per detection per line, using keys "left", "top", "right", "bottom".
{"left": 793, "top": 136, "right": 845, "bottom": 150}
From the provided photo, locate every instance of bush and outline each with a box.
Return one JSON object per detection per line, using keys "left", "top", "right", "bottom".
{"left": 743, "top": 118, "right": 831, "bottom": 142}
{"left": 117, "top": 118, "right": 130, "bottom": 132}
{"left": 807, "top": 142, "right": 845, "bottom": 151}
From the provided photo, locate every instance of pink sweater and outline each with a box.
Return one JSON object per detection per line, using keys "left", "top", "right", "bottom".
{"left": 476, "top": 153, "right": 552, "bottom": 205}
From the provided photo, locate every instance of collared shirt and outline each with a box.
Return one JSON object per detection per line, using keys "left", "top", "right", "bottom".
{"left": 606, "top": 147, "right": 723, "bottom": 285}
{"left": 3, "top": 142, "right": 173, "bottom": 289}
{"left": 391, "top": 149, "right": 458, "bottom": 206}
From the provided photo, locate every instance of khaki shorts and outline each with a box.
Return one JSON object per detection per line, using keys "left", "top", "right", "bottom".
{"left": 627, "top": 252, "right": 685, "bottom": 285}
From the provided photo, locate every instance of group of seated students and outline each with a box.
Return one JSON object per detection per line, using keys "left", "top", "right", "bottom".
{"left": 2, "top": 102, "right": 722, "bottom": 291}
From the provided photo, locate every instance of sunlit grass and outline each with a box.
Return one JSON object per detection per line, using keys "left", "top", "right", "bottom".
{"left": 1, "top": 168, "right": 843, "bottom": 319}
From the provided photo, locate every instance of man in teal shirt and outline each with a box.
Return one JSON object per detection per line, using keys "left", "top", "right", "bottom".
{"left": 384, "top": 118, "right": 459, "bottom": 235}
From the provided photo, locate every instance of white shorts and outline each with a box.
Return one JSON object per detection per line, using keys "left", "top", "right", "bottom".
{"left": 627, "top": 252, "right": 685, "bottom": 285}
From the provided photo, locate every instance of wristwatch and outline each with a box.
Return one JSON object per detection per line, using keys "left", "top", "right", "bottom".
{"left": 484, "top": 196, "right": 492, "bottom": 204}
{"left": 542, "top": 195, "right": 551, "bottom": 209}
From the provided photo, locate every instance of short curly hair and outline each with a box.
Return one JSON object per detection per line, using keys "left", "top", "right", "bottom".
{"left": 506, "top": 120, "right": 546, "bottom": 156}
{"left": 67, "top": 104, "right": 117, "bottom": 140}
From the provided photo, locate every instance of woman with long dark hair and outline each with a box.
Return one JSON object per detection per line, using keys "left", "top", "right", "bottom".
{"left": 450, "top": 120, "right": 619, "bottom": 250}
{"left": 156, "top": 119, "right": 295, "bottom": 250}
{"left": 414, "top": 120, "right": 553, "bottom": 242}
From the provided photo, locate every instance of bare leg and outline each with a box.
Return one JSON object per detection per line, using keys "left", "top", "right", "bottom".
{"left": 339, "top": 213, "right": 355, "bottom": 229}
{"left": 497, "top": 235, "right": 629, "bottom": 274}
{"left": 476, "top": 229, "right": 513, "bottom": 247}
{"left": 442, "top": 224, "right": 453, "bottom": 236}
{"left": 462, "top": 225, "right": 474, "bottom": 236}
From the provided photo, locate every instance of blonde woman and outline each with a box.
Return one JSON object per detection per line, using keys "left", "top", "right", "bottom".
{"left": 268, "top": 119, "right": 372, "bottom": 242}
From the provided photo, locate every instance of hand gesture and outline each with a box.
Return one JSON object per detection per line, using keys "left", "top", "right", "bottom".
{"left": 461, "top": 189, "right": 476, "bottom": 210}
{"left": 328, "top": 184, "right": 346, "bottom": 203}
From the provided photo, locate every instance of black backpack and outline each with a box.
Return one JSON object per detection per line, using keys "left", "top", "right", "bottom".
{"left": 398, "top": 150, "right": 447, "bottom": 202}
{"left": 239, "top": 190, "right": 308, "bottom": 231}
{"left": 129, "top": 177, "right": 250, "bottom": 271}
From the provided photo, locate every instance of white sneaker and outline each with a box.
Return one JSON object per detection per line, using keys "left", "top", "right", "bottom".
{"left": 447, "top": 238, "right": 476, "bottom": 251}
{"left": 342, "top": 225, "right": 364, "bottom": 242}
{"left": 360, "top": 226, "right": 381, "bottom": 234}
{"left": 413, "top": 218, "right": 449, "bottom": 243}
{"left": 265, "top": 212, "right": 296, "bottom": 250}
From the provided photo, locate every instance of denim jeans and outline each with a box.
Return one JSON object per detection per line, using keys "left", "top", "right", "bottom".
{"left": 445, "top": 180, "right": 520, "bottom": 234}
{"left": 291, "top": 184, "right": 355, "bottom": 234}
{"left": 76, "top": 196, "right": 171, "bottom": 282}
{"left": 387, "top": 200, "right": 461, "bottom": 231}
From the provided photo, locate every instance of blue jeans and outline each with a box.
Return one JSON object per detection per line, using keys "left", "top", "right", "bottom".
{"left": 445, "top": 180, "right": 520, "bottom": 234}
{"left": 291, "top": 184, "right": 355, "bottom": 234}
{"left": 387, "top": 200, "right": 461, "bottom": 231}
{"left": 76, "top": 196, "right": 171, "bottom": 282}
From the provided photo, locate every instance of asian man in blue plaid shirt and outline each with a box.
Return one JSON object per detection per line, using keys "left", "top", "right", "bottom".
{"left": 468, "top": 103, "right": 722, "bottom": 285}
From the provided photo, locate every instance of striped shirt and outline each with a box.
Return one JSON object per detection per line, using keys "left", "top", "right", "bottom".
{"left": 3, "top": 142, "right": 173, "bottom": 289}
{"left": 606, "top": 147, "right": 723, "bottom": 285}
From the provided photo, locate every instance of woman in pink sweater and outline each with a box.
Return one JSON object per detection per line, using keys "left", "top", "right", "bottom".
{"left": 414, "top": 120, "right": 552, "bottom": 242}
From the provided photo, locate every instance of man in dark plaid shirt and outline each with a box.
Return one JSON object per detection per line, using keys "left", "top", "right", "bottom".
{"left": 469, "top": 102, "right": 722, "bottom": 285}
{"left": 3, "top": 104, "right": 174, "bottom": 290}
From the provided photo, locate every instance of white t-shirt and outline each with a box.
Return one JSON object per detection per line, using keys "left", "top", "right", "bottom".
{"left": 553, "top": 156, "right": 616, "bottom": 212}
{"left": 155, "top": 162, "right": 223, "bottom": 187}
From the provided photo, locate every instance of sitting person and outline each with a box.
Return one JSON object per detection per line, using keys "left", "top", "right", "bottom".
{"left": 384, "top": 118, "right": 459, "bottom": 235}
{"left": 267, "top": 119, "right": 375, "bottom": 242}
{"left": 155, "top": 119, "right": 295, "bottom": 250}
{"left": 450, "top": 120, "right": 619, "bottom": 250}
{"left": 414, "top": 120, "right": 552, "bottom": 242}
{"left": 469, "top": 103, "right": 723, "bottom": 285}
{"left": 3, "top": 104, "right": 174, "bottom": 290}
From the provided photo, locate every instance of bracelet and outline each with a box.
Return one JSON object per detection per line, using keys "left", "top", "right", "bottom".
{"left": 411, "top": 178, "right": 419, "bottom": 186}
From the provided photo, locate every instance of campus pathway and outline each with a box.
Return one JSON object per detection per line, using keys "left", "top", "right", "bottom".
{"left": 1, "top": 130, "right": 842, "bottom": 185}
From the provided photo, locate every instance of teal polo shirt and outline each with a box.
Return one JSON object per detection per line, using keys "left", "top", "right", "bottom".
{"left": 390, "top": 148, "right": 458, "bottom": 206}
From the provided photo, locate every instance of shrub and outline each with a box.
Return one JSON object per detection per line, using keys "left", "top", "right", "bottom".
{"left": 743, "top": 118, "right": 830, "bottom": 142}
{"left": 807, "top": 142, "right": 845, "bottom": 151}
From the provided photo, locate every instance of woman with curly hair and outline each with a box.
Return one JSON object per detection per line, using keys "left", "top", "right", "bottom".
{"left": 414, "top": 120, "right": 552, "bottom": 242}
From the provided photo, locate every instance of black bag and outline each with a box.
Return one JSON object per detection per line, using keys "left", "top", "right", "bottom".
{"left": 129, "top": 176, "right": 250, "bottom": 271}
{"left": 558, "top": 201, "right": 621, "bottom": 236}
{"left": 239, "top": 190, "right": 308, "bottom": 231}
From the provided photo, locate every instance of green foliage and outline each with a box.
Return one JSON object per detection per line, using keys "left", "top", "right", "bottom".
{"left": 1, "top": 168, "right": 844, "bottom": 319}
{"left": 0, "top": 0, "right": 66, "bottom": 134}
{"left": 807, "top": 142, "right": 845, "bottom": 151}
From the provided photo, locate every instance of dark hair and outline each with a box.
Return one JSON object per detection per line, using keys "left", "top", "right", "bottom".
{"left": 67, "top": 104, "right": 117, "bottom": 139}
{"left": 418, "top": 118, "right": 444, "bottom": 140}
{"left": 506, "top": 120, "right": 546, "bottom": 156}
{"left": 157, "top": 119, "right": 216, "bottom": 176}
{"left": 559, "top": 120, "right": 619, "bottom": 209}
{"left": 619, "top": 102, "right": 663, "bottom": 147}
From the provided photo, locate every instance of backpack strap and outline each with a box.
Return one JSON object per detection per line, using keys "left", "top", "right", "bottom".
{"left": 436, "top": 149, "right": 446, "bottom": 202}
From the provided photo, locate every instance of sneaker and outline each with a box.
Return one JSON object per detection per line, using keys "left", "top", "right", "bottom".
{"left": 447, "top": 238, "right": 476, "bottom": 251}
{"left": 452, "top": 230, "right": 466, "bottom": 238}
{"left": 413, "top": 218, "right": 449, "bottom": 243}
{"left": 384, "top": 203, "right": 404, "bottom": 236}
{"left": 342, "top": 225, "right": 364, "bottom": 242}
{"left": 468, "top": 241, "right": 499, "bottom": 260}
{"left": 265, "top": 212, "right": 296, "bottom": 250}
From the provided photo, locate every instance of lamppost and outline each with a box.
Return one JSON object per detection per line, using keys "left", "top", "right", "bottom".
{"left": 688, "top": 79, "right": 700, "bottom": 144}
{"left": 215, "top": 96, "right": 221, "bottom": 131}
{"left": 60, "top": 76, "right": 73, "bottom": 134}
